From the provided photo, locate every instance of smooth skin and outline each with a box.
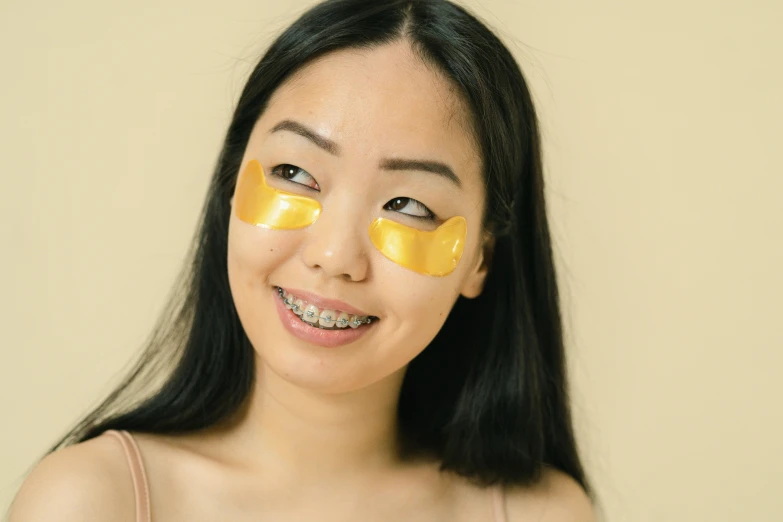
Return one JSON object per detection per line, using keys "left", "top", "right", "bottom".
{"left": 10, "top": 41, "right": 594, "bottom": 521}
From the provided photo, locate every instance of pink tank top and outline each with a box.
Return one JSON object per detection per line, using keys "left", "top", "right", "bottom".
{"left": 103, "top": 429, "right": 508, "bottom": 521}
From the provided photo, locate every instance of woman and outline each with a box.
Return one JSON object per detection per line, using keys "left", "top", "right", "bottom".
{"left": 10, "top": 0, "right": 595, "bottom": 520}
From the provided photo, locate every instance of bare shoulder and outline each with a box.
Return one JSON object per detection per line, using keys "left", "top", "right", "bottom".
{"left": 9, "top": 433, "right": 135, "bottom": 522}
{"left": 504, "top": 466, "right": 595, "bottom": 522}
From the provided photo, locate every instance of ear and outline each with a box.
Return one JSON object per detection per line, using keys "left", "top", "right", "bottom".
{"left": 459, "top": 231, "right": 495, "bottom": 299}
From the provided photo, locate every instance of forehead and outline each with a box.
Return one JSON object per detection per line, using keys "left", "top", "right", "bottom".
{"left": 258, "top": 42, "right": 483, "bottom": 190}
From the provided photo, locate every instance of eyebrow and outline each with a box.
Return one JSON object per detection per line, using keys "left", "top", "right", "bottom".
{"left": 270, "top": 119, "right": 340, "bottom": 155}
{"left": 269, "top": 119, "right": 462, "bottom": 189}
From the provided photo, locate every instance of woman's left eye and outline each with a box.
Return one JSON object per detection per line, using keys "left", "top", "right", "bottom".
{"left": 384, "top": 197, "right": 436, "bottom": 221}
{"left": 270, "top": 164, "right": 320, "bottom": 190}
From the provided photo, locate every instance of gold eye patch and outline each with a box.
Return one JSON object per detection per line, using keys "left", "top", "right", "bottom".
{"left": 235, "top": 158, "right": 467, "bottom": 276}
{"left": 368, "top": 216, "right": 467, "bottom": 277}
{"left": 234, "top": 159, "right": 321, "bottom": 229}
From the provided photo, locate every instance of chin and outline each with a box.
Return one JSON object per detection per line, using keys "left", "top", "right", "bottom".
{"left": 253, "top": 342, "right": 407, "bottom": 397}
{"left": 252, "top": 343, "right": 365, "bottom": 394}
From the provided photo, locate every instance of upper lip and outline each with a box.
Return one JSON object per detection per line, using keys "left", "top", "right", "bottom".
{"left": 278, "top": 287, "right": 373, "bottom": 317}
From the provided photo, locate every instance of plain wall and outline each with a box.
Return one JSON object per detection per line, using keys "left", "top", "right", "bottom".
{"left": 1, "top": 1, "right": 781, "bottom": 520}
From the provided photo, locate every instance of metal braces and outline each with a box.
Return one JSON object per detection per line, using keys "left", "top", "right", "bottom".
{"left": 277, "top": 287, "right": 373, "bottom": 327}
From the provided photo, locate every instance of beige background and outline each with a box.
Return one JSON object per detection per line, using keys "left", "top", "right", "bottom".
{"left": 1, "top": 0, "right": 781, "bottom": 520}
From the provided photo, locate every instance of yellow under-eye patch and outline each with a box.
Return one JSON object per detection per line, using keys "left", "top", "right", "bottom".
{"left": 369, "top": 215, "right": 467, "bottom": 277}
{"left": 235, "top": 158, "right": 466, "bottom": 276}
{"left": 234, "top": 159, "right": 321, "bottom": 229}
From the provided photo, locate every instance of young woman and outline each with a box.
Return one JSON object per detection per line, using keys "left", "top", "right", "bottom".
{"left": 10, "top": 0, "right": 594, "bottom": 520}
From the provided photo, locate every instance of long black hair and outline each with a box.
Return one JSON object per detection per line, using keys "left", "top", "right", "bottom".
{"left": 46, "top": 0, "right": 591, "bottom": 496}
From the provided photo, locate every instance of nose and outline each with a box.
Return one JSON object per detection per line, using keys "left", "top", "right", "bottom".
{"left": 299, "top": 198, "right": 370, "bottom": 282}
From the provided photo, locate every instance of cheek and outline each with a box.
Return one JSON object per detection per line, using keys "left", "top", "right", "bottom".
{"left": 374, "top": 218, "right": 479, "bottom": 317}
{"left": 376, "top": 266, "right": 462, "bottom": 354}
{"left": 371, "top": 228, "right": 482, "bottom": 363}
{"left": 227, "top": 215, "right": 300, "bottom": 292}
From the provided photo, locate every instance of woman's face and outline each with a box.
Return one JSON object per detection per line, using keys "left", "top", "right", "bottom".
{"left": 227, "top": 42, "right": 491, "bottom": 394}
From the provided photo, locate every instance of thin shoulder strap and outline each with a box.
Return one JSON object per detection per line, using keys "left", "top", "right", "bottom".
{"left": 491, "top": 484, "right": 508, "bottom": 522}
{"left": 104, "top": 429, "right": 152, "bottom": 522}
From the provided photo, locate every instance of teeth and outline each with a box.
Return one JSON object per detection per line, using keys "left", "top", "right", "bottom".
{"left": 348, "top": 315, "right": 361, "bottom": 328}
{"left": 319, "top": 309, "right": 337, "bottom": 328}
{"left": 335, "top": 311, "right": 351, "bottom": 328}
{"left": 277, "top": 287, "right": 373, "bottom": 329}
{"left": 302, "top": 304, "right": 320, "bottom": 324}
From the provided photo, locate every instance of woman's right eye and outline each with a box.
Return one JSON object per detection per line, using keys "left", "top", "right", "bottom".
{"left": 270, "top": 164, "right": 320, "bottom": 191}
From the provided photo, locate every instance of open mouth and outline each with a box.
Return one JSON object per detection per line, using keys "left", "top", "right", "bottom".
{"left": 275, "top": 286, "right": 378, "bottom": 330}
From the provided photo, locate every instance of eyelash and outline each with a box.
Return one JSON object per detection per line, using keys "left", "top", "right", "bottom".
{"left": 269, "top": 163, "right": 437, "bottom": 221}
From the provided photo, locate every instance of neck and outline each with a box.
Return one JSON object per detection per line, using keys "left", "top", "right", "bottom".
{"left": 232, "top": 356, "right": 407, "bottom": 485}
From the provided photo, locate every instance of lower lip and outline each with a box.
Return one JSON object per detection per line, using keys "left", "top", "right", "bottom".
{"left": 272, "top": 287, "right": 376, "bottom": 348}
